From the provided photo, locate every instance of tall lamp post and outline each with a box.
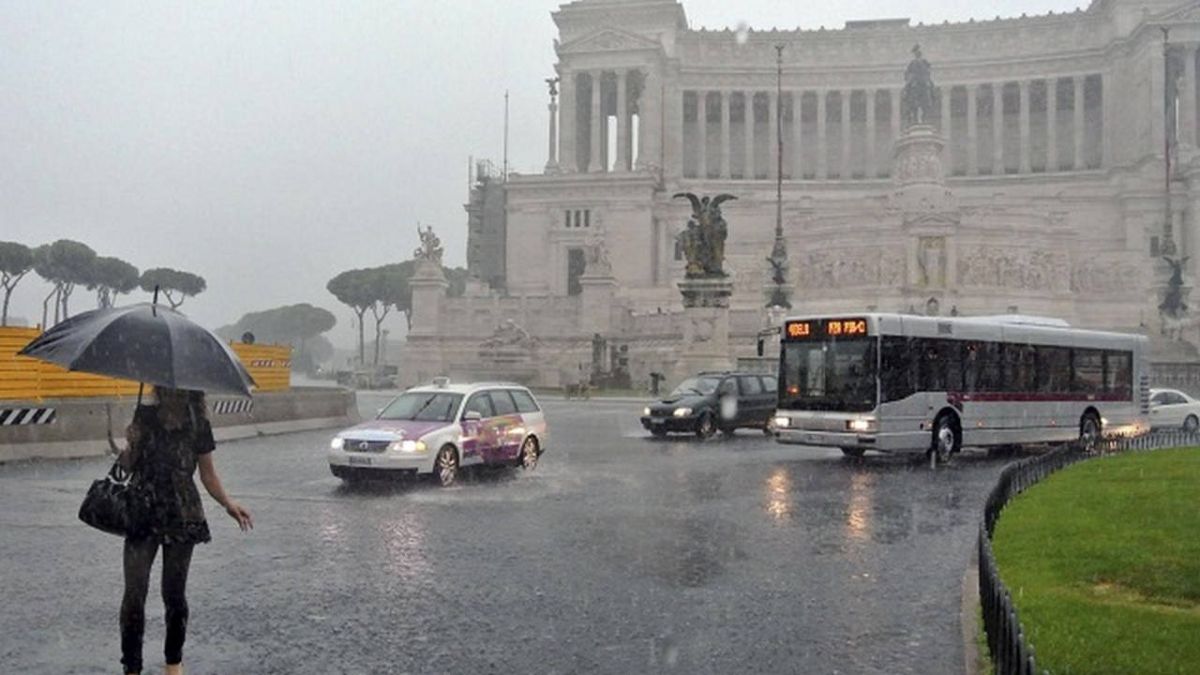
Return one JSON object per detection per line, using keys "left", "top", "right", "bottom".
{"left": 766, "top": 43, "right": 792, "bottom": 310}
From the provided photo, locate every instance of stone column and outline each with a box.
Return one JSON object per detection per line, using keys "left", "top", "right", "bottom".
{"left": 1183, "top": 47, "right": 1198, "bottom": 146}
{"left": 744, "top": 92, "right": 755, "bottom": 179}
{"left": 891, "top": 87, "right": 901, "bottom": 148}
{"left": 546, "top": 85, "right": 559, "bottom": 173}
{"left": 1019, "top": 80, "right": 1031, "bottom": 174}
{"left": 637, "top": 68, "right": 661, "bottom": 171}
{"left": 792, "top": 91, "right": 804, "bottom": 178}
{"left": 840, "top": 89, "right": 852, "bottom": 178}
{"left": 1047, "top": 78, "right": 1059, "bottom": 172}
{"left": 768, "top": 89, "right": 779, "bottom": 180}
{"left": 589, "top": 71, "right": 603, "bottom": 172}
{"left": 866, "top": 89, "right": 877, "bottom": 178}
{"left": 405, "top": 260, "right": 450, "bottom": 386}
{"left": 559, "top": 69, "right": 577, "bottom": 172}
{"left": 664, "top": 72, "right": 684, "bottom": 178}
{"left": 720, "top": 90, "right": 731, "bottom": 178}
{"left": 615, "top": 70, "right": 629, "bottom": 172}
{"left": 697, "top": 90, "right": 708, "bottom": 179}
{"left": 817, "top": 90, "right": 828, "bottom": 180}
{"left": 966, "top": 84, "right": 979, "bottom": 175}
{"left": 1073, "top": 75, "right": 1086, "bottom": 170}
{"left": 580, "top": 266, "right": 618, "bottom": 336}
{"left": 940, "top": 85, "right": 952, "bottom": 166}
{"left": 992, "top": 83, "right": 1004, "bottom": 175}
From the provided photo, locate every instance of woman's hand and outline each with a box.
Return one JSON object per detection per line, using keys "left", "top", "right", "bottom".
{"left": 225, "top": 502, "right": 253, "bottom": 531}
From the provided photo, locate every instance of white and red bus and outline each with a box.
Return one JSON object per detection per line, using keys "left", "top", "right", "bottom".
{"left": 771, "top": 313, "right": 1149, "bottom": 464}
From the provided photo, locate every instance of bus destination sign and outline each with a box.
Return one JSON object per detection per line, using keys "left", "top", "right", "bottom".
{"left": 784, "top": 317, "right": 869, "bottom": 340}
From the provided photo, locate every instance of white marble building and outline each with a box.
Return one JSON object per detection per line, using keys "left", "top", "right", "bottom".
{"left": 404, "top": 0, "right": 1200, "bottom": 388}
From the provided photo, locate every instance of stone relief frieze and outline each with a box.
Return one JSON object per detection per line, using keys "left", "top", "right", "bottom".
{"left": 793, "top": 248, "right": 906, "bottom": 290}
{"left": 956, "top": 247, "right": 1070, "bottom": 292}
{"left": 557, "top": 28, "right": 660, "bottom": 55}
{"left": 1070, "top": 258, "right": 1142, "bottom": 295}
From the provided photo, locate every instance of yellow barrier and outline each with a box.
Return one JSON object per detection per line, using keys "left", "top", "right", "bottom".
{"left": 0, "top": 326, "right": 292, "bottom": 399}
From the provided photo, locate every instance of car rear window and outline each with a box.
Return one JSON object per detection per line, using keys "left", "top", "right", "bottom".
{"left": 489, "top": 390, "right": 518, "bottom": 416}
{"left": 510, "top": 389, "right": 541, "bottom": 413}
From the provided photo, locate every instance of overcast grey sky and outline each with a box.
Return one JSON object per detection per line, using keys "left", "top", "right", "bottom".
{"left": 2, "top": 0, "right": 1084, "bottom": 348}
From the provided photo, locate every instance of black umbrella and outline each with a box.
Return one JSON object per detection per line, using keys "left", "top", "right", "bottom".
{"left": 18, "top": 303, "right": 255, "bottom": 397}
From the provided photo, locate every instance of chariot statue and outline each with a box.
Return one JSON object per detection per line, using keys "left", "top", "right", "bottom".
{"left": 673, "top": 192, "right": 737, "bottom": 278}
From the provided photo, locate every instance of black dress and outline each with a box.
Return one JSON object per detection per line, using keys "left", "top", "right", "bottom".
{"left": 129, "top": 405, "right": 215, "bottom": 545}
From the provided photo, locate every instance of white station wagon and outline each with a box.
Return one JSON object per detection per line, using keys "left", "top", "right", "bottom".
{"left": 329, "top": 380, "right": 549, "bottom": 486}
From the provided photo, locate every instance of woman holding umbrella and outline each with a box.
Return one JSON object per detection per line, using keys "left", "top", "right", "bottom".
{"left": 17, "top": 299, "right": 258, "bottom": 675}
{"left": 116, "top": 387, "right": 252, "bottom": 675}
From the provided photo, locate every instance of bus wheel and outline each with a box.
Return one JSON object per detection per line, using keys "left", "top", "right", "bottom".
{"left": 929, "top": 415, "right": 958, "bottom": 468}
{"left": 1185, "top": 415, "right": 1199, "bottom": 434}
{"left": 1079, "top": 413, "right": 1101, "bottom": 453}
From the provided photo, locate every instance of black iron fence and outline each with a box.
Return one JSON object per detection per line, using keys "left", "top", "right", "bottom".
{"left": 977, "top": 431, "right": 1199, "bottom": 674}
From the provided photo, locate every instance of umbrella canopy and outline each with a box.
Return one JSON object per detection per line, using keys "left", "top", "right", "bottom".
{"left": 18, "top": 303, "right": 256, "bottom": 397}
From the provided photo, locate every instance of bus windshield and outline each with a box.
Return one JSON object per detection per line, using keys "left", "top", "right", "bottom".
{"left": 779, "top": 338, "right": 877, "bottom": 412}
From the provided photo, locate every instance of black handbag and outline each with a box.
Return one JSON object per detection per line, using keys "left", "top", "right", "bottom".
{"left": 78, "top": 461, "right": 149, "bottom": 537}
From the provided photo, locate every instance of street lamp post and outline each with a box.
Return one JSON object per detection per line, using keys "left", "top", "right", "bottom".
{"left": 766, "top": 43, "right": 792, "bottom": 310}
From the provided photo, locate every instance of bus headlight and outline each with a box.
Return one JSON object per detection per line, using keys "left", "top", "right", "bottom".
{"left": 673, "top": 407, "right": 693, "bottom": 417}
{"left": 847, "top": 419, "right": 877, "bottom": 432}
{"left": 330, "top": 437, "right": 345, "bottom": 450}
{"left": 773, "top": 416, "right": 791, "bottom": 429}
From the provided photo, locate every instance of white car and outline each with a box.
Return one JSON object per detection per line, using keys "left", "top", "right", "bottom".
{"left": 328, "top": 379, "right": 549, "bottom": 486}
{"left": 1148, "top": 388, "right": 1200, "bottom": 432}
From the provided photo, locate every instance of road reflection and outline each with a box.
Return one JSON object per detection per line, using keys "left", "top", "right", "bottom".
{"left": 845, "top": 470, "right": 872, "bottom": 542}
{"left": 764, "top": 466, "right": 792, "bottom": 521}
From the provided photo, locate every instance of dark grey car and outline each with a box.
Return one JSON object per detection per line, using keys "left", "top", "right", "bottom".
{"left": 639, "top": 371, "right": 778, "bottom": 438}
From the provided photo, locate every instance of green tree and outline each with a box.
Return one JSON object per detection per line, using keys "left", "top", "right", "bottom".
{"left": 34, "top": 239, "right": 97, "bottom": 325}
{"left": 368, "top": 264, "right": 412, "bottom": 365}
{"left": 139, "top": 268, "right": 206, "bottom": 309}
{"left": 0, "top": 241, "right": 35, "bottom": 326}
{"left": 326, "top": 268, "right": 375, "bottom": 366}
{"left": 87, "top": 256, "right": 140, "bottom": 308}
{"left": 216, "top": 303, "right": 337, "bottom": 373}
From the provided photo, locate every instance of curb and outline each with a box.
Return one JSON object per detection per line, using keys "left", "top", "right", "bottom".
{"left": 961, "top": 552, "right": 982, "bottom": 675}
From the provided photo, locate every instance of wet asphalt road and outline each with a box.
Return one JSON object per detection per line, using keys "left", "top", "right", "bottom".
{"left": 0, "top": 394, "right": 1012, "bottom": 674}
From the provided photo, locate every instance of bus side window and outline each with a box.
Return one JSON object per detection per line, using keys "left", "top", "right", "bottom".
{"left": 963, "top": 342, "right": 981, "bottom": 392}
{"left": 979, "top": 343, "right": 1004, "bottom": 392}
{"left": 1072, "top": 349, "right": 1104, "bottom": 393}
{"left": 1105, "top": 351, "right": 1132, "bottom": 397}
{"left": 941, "top": 340, "right": 964, "bottom": 392}
{"left": 1039, "top": 347, "right": 1071, "bottom": 394}
{"left": 919, "top": 338, "right": 946, "bottom": 391}
{"left": 881, "top": 336, "right": 915, "bottom": 402}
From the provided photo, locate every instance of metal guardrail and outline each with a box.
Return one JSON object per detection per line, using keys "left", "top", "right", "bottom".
{"left": 977, "top": 430, "right": 1200, "bottom": 674}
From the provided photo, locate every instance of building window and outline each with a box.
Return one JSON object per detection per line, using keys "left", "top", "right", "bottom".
{"left": 574, "top": 210, "right": 582, "bottom": 228}
{"left": 567, "top": 247, "right": 586, "bottom": 295}
{"left": 564, "top": 210, "right": 571, "bottom": 228}
{"left": 584, "top": 210, "right": 591, "bottom": 227}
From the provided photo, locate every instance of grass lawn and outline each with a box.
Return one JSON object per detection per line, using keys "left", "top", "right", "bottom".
{"left": 991, "top": 448, "right": 1200, "bottom": 674}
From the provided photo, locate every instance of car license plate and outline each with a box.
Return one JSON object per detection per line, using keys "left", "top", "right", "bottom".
{"left": 651, "top": 417, "right": 665, "bottom": 424}
{"left": 348, "top": 456, "right": 373, "bottom": 466}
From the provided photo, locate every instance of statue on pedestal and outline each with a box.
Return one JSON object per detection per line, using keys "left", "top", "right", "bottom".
{"left": 673, "top": 192, "right": 737, "bottom": 278}
{"left": 902, "top": 44, "right": 935, "bottom": 128}
{"left": 414, "top": 225, "right": 444, "bottom": 265}
{"left": 1160, "top": 255, "right": 1190, "bottom": 319}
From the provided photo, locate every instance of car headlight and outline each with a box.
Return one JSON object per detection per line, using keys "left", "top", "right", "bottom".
{"left": 330, "top": 437, "right": 344, "bottom": 450}
{"left": 673, "top": 407, "right": 693, "bottom": 417}
{"left": 389, "top": 439, "right": 427, "bottom": 453}
{"left": 643, "top": 407, "right": 652, "bottom": 416}
{"left": 846, "top": 418, "right": 877, "bottom": 432}
{"left": 773, "top": 416, "right": 791, "bottom": 429}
